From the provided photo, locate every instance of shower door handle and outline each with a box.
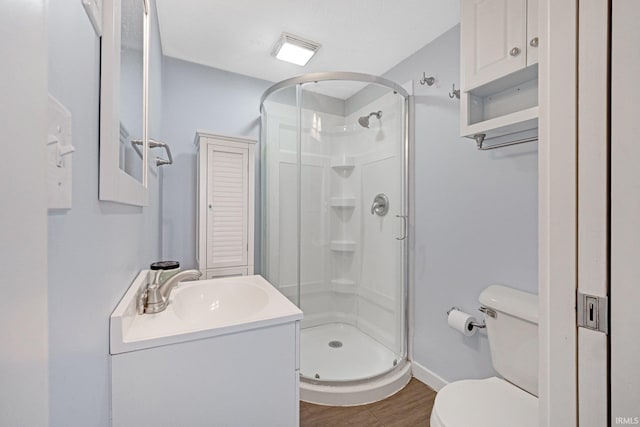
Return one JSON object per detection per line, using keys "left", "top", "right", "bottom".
{"left": 396, "top": 215, "right": 408, "bottom": 241}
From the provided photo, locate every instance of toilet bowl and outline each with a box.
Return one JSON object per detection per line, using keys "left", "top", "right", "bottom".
{"left": 430, "top": 377, "right": 537, "bottom": 427}
{"left": 430, "top": 285, "right": 539, "bottom": 427}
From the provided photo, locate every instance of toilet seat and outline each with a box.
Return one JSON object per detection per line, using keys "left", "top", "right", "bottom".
{"left": 430, "top": 377, "right": 538, "bottom": 427}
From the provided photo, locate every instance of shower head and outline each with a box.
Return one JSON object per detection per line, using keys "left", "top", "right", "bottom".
{"left": 358, "top": 111, "right": 383, "bottom": 128}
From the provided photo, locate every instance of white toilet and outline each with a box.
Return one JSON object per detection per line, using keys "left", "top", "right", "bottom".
{"left": 430, "top": 285, "right": 539, "bottom": 427}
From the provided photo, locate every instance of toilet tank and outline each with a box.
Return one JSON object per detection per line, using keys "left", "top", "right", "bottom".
{"left": 479, "top": 285, "right": 538, "bottom": 396}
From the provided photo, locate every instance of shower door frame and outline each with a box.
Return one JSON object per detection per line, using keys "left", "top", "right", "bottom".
{"left": 260, "top": 72, "right": 411, "bottom": 385}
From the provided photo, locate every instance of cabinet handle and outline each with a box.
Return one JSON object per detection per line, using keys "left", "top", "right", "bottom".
{"left": 530, "top": 37, "right": 539, "bottom": 48}
{"left": 510, "top": 47, "right": 521, "bottom": 57}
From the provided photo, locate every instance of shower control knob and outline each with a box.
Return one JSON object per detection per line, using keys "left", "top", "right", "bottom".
{"left": 510, "top": 47, "right": 521, "bottom": 57}
{"left": 371, "top": 194, "right": 389, "bottom": 216}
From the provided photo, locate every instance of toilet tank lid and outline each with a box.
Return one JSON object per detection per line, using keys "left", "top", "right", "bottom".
{"left": 479, "top": 285, "right": 538, "bottom": 324}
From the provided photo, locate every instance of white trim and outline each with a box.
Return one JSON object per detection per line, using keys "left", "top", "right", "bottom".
{"left": 538, "top": 0, "right": 578, "bottom": 425}
{"left": 407, "top": 94, "right": 415, "bottom": 363}
{"left": 99, "top": 0, "right": 149, "bottom": 206}
{"left": 611, "top": 1, "right": 640, "bottom": 421}
{"left": 411, "top": 361, "right": 447, "bottom": 392}
{"left": 194, "top": 130, "right": 257, "bottom": 146}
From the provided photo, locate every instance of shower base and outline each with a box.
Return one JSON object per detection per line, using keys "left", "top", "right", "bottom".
{"left": 300, "top": 323, "right": 411, "bottom": 406}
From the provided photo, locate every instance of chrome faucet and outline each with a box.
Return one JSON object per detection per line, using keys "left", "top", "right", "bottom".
{"left": 138, "top": 268, "right": 202, "bottom": 314}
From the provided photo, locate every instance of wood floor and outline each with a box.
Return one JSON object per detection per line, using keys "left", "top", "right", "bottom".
{"left": 300, "top": 379, "right": 437, "bottom": 426}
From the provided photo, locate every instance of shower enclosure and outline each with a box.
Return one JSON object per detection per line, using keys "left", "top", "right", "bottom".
{"left": 260, "top": 72, "right": 410, "bottom": 405}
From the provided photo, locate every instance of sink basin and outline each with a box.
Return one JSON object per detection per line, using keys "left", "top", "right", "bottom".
{"left": 172, "top": 280, "right": 269, "bottom": 324}
{"left": 110, "top": 273, "right": 303, "bottom": 354}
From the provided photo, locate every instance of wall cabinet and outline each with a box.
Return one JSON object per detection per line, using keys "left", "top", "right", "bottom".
{"left": 196, "top": 132, "right": 255, "bottom": 278}
{"left": 460, "top": 0, "right": 539, "bottom": 142}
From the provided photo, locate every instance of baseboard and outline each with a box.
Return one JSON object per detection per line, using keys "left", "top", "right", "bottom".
{"left": 411, "top": 361, "right": 448, "bottom": 392}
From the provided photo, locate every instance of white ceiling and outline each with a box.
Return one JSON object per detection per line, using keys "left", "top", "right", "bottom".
{"left": 156, "top": 0, "right": 460, "bottom": 99}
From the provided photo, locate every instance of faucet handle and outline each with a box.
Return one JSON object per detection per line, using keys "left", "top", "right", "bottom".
{"left": 136, "top": 281, "right": 150, "bottom": 315}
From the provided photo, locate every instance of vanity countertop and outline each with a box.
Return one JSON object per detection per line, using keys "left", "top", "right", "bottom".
{"left": 110, "top": 272, "right": 303, "bottom": 354}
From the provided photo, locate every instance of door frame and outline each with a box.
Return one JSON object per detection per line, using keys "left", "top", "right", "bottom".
{"left": 538, "top": 0, "right": 579, "bottom": 425}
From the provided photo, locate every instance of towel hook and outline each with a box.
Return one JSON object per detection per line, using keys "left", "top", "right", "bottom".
{"left": 419, "top": 72, "right": 435, "bottom": 86}
{"left": 449, "top": 83, "right": 460, "bottom": 99}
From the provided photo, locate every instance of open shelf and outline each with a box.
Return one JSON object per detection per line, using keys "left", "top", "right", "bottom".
{"left": 331, "top": 278, "right": 355, "bottom": 286}
{"left": 330, "top": 240, "right": 357, "bottom": 252}
{"left": 461, "top": 65, "right": 539, "bottom": 141}
{"left": 331, "top": 155, "right": 355, "bottom": 171}
{"left": 464, "top": 106, "right": 538, "bottom": 139}
{"left": 330, "top": 197, "right": 356, "bottom": 208}
{"left": 330, "top": 279, "right": 357, "bottom": 294}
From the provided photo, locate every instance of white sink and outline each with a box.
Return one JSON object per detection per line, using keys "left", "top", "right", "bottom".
{"left": 172, "top": 280, "right": 269, "bottom": 324}
{"left": 110, "top": 273, "right": 302, "bottom": 354}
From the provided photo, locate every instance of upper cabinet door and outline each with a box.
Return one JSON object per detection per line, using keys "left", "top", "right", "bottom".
{"left": 461, "top": 0, "right": 527, "bottom": 90}
{"left": 526, "top": 0, "right": 539, "bottom": 66}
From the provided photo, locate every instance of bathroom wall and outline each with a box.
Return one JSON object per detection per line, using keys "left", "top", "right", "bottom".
{"left": 160, "top": 57, "right": 271, "bottom": 270}
{"left": 47, "top": 2, "right": 163, "bottom": 426}
{"left": 0, "top": 1, "right": 49, "bottom": 425}
{"left": 384, "top": 26, "right": 539, "bottom": 383}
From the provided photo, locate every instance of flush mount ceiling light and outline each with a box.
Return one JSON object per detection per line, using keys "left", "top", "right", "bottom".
{"left": 272, "top": 33, "right": 321, "bottom": 66}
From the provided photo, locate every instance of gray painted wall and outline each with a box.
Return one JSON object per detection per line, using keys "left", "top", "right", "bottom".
{"left": 160, "top": 57, "right": 271, "bottom": 269}
{"left": 383, "top": 26, "right": 538, "bottom": 382}
{"left": 47, "top": 2, "right": 163, "bottom": 426}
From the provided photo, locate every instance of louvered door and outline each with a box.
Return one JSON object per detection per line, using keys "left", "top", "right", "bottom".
{"left": 196, "top": 132, "right": 255, "bottom": 278}
{"left": 206, "top": 144, "right": 248, "bottom": 269}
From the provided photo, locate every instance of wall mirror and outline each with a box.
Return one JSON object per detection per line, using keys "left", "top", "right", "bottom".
{"left": 99, "top": 0, "right": 149, "bottom": 206}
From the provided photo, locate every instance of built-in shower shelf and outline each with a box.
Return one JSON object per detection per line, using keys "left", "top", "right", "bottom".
{"left": 331, "top": 279, "right": 357, "bottom": 293}
{"left": 330, "top": 240, "right": 357, "bottom": 252}
{"left": 330, "top": 197, "right": 356, "bottom": 208}
{"left": 331, "top": 155, "right": 355, "bottom": 171}
{"left": 331, "top": 278, "right": 355, "bottom": 285}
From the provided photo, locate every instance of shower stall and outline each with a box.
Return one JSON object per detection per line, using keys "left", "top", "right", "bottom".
{"left": 260, "top": 72, "right": 410, "bottom": 405}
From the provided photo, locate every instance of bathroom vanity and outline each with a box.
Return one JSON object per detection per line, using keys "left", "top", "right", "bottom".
{"left": 110, "top": 273, "right": 302, "bottom": 426}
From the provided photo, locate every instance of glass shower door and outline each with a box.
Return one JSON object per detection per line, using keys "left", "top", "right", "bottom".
{"left": 261, "top": 76, "right": 408, "bottom": 386}
{"left": 297, "top": 81, "right": 407, "bottom": 382}
{"left": 261, "top": 85, "right": 300, "bottom": 305}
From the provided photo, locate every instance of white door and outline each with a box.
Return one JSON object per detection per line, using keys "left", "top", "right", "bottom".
{"left": 207, "top": 144, "right": 249, "bottom": 269}
{"left": 611, "top": 0, "right": 640, "bottom": 424}
{"left": 461, "top": 0, "right": 527, "bottom": 90}
{"left": 577, "top": 1, "right": 609, "bottom": 426}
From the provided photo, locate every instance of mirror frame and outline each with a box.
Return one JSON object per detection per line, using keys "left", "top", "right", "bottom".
{"left": 99, "top": 0, "right": 149, "bottom": 206}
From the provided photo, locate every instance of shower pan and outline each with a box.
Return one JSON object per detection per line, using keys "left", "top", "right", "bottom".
{"left": 260, "top": 72, "right": 410, "bottom": 406}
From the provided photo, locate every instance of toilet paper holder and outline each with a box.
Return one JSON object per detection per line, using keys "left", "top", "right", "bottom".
{"left": 447, "top": 306, "right": 486, "bottom": 329}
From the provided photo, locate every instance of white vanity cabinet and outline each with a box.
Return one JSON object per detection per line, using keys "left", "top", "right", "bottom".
{"left": 195, "top": 132, "right": 255, "bottom": 279}
{"left": 111, "top": 322, "right": 300, "bottom": 427}
{"left": 460, "top": 0, "right": 540, "bottom": 142}
{"left": 110, "top": 273, "right": 303, "bottom": 427}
